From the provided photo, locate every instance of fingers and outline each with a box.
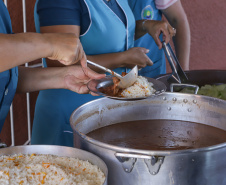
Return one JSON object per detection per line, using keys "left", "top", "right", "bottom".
{"left": 139, "top": 47, "right": 150, "bottom": 54}
{"left": 81, "top": 55, "right": 105, "bottom": 80}
{"left": 89, "top": 91, "right": 100, "bottom": 96}
{"left": 142, "top": 53, "right": 153, "bottom": 66}
{"left": 152, "top": 30, "right": 163, "bottom": 49}
{"left": 161, "top": 26, "right": 171, "bottom": 44}
{"left": 140, "top": 48, "right": 153, "bottom": 66}
{"left": 86, "top": 67, "right": 106, "bottom": 79}
{"left": 146, "top": 57, "right": 153, "bottom": 66}
{"left": 78, "top": 85, "right": 90, "bottom": 94}
{"left": 74, "top": 84, "right": 90, "bottom": 94}
{"left": 163, "top": 25, "right": 176, "bottom": 46}
{"left": 128, "top": 47, "right": 153, "bottom": 68}
{"left": 169, "top": 27, "right": 176, "bottom": 37}
{"left": 144, "top": 20, "right": 169, "bottom": 49}
{"left": 84, "top": 67, "right": 106, "bottom": 79}
{"left": 65, "top": 77, "right": 100, "bottom": 96}
{"left": 148, "top": 21, "right": 176, "bottom": 49}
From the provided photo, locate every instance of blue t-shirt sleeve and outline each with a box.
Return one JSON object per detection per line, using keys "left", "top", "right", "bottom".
{"left": 37, "top": 0, "right": 81, "bottom": 27}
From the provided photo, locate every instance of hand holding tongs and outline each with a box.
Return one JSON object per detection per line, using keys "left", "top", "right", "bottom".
{"left": 162, "top": 41, "right": 188, "bottom": 84}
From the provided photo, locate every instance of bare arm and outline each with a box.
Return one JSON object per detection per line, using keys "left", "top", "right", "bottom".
{"left": 161, "top": 0, "right": 190, "bottom": 70}
{"left": 40, "top": 25, "right": 153, "bottom": 70}
{"left": 0, "top": 32, "right": 85, "bottom": 72}
{"left": 17, "top": 65, "right": 105, "bottom": 94}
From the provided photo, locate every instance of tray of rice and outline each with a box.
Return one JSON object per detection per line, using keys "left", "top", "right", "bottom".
{"left": 0, "top": 145, "right": 107, "bottom": 185}
{"left": 87, "top": 76, "right": 166, "bottom": 100}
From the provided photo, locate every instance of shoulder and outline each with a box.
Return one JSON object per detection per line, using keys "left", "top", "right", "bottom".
{"left": 36, "top": 0, "right": 88, "bottom": 27}
{"left": 155, "top": 0, "right": 178, "bottom": 10}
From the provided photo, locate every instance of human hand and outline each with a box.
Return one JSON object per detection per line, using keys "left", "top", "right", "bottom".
{"left": 63, "top": 63, "right": 105, "bottom": 95}
{"left": 45, "top": 33, "right": 85, "bottom": 66}
{"left": 143, "top": 20, "right": 176, "bottom": 49}
{"left": 122, "top": 47, "right": 153, "bottom": 69}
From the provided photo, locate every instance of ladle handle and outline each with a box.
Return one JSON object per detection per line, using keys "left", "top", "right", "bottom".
{"left": 87, "top": 60, "right": 122, "bottom": 79}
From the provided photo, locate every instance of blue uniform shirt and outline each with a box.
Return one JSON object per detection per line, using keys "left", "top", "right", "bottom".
{"left": 0, "top": 1, "right": 18, "bottom": 131}
{"left": 37, "top": 0, "right": 127, "bottom": 35}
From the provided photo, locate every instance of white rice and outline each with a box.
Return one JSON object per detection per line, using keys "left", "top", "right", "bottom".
{"left": 121, "top": 76, "right": 156, "bottom": 98}
{"left": 0, "top": 153, "right": 105, "bottom": 185}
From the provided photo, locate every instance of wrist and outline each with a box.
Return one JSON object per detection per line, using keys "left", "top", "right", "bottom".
{"left": 119, "top": 51, "right": 130, "bottom": 67}
{"left": 60, "top": 67, "right": 70, "bottom": 90}
{"left": 142, "top": 19, "right": 148, "bottom": 32}
{"left": 46, "top": 67, "right": 67, "bottom": 90}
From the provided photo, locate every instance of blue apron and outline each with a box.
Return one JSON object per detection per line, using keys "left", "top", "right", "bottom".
{"left": 128, "top": 0, "right": 166, "bottom": 78}
{"left": 0, "top": 1, "right": 18, "bottom": 131}
{"left": 31, "top": 0, "right": 135, "bottom": 146}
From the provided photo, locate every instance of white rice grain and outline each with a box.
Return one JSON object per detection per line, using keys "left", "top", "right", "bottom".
{"left": 0, "top": 154, "right": 105, "bottom": 185}
{"left": 121, "top": 76, "right": 155, "bottom": 98}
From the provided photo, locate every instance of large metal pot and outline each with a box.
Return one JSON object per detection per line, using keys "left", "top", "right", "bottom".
{"left": 70, "top": 94, "right": 226, "bottom": 185}
{"left": 0, "top": 145, "right": 108, "bottom": 185}
{"left": 156, "top": 70, "right": 226, "bottom": 91}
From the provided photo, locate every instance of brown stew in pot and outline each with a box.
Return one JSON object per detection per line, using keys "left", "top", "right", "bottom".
{"left": 87, "top": 120, "right": 226, "bottom": 150}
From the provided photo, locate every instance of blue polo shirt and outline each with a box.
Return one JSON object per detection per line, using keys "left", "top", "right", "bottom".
{"left": 0, "top": 1, "right": 18, "bottom": 131}
{"left": 37, "top": 0, "right": 127, "bottom": 35}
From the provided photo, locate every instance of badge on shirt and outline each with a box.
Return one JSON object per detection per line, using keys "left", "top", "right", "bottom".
{"left": 141, "top": 5, "right": 154, "bottom": 20}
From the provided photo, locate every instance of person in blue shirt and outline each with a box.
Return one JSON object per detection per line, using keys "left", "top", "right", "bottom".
{"left": 0, "top": 1, "right": 105, "bottom": 131}
{"left": 31, "top": 0, "right": 176, "bottom": 146}
{"left": 129, "top": 0, "right": 190, "bottom": 78}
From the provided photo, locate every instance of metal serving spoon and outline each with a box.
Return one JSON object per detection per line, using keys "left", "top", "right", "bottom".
{"left": 87, "top": 60, "right": 138, "bottom": 88}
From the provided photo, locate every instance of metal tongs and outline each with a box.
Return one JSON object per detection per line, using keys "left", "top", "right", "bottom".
{"left": 87, "top": 60, "right": 138, "bottom": 89}
{"left": 162, "top": 42, "right": 199, "bottom": 94}
{"left": 162, "top": 41, "right": 188, "bottom": 84}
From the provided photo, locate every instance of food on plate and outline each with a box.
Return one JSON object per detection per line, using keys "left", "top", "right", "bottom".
{"left": 99, "top": 73, "right": 156, "bottom": 98}
{"left": 0, "top": 153, "right": 105, "bottom": 185}
{"left": 121, "top": 76, "right": 156, "bottom": 98}
{"left": 181, "top": 84, "right": 226, "bottom": 100}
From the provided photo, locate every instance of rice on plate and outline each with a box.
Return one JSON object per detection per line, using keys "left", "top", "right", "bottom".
{"left": 121, "top": 76, "right": 156, "bottom": 98}
{"left": 0, "top": 153, "right": 105, "bottom": 185}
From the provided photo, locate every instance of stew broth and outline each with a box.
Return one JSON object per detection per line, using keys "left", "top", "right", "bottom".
{"left": 87, "top": 120, "right": 226, "bottom": 150}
